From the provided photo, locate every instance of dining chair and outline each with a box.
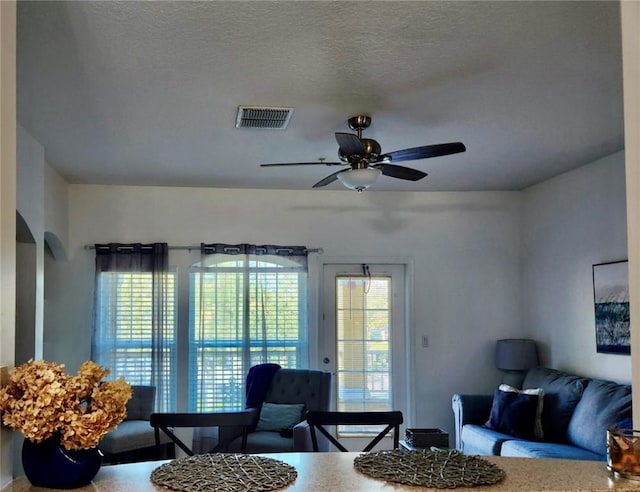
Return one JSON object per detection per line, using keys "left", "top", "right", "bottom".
{"left": 150, "top": 411, "right": 255, "bottom": 455}
{"left": 306, "top": 410, "right": 404, "bottom": 452}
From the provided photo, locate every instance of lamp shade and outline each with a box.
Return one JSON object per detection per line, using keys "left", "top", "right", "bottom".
{"left": 495, "top": 338, "right": 539, "bottom": 371}
{"left": 338, "top": 168, "right": 381, "bottom": 191}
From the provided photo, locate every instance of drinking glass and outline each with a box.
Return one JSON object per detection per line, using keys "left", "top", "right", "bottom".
{"left": 607, "top": 428, "right": 640, "bottom": 480}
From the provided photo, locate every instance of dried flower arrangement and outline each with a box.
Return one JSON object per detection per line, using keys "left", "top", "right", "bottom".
{"left": 0, "top": 359, "right": 132, "bottom": 450}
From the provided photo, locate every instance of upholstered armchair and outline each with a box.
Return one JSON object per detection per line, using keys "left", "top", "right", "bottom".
{"left": 99, "top": 385, "right": 173, "bottom": 463}
{"left": 221, "top": 367, "right": 332, "bottom": 453}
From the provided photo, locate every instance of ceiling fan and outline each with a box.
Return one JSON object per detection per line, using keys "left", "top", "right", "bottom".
{"left": 261, "top": 115, "right": 466, "bottom": 192}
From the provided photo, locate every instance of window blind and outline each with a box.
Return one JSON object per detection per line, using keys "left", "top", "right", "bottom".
{"left": 336, "top": 276, "right": 392, "bottom": 435}
{"left": 189, "top": 257, "right": 307, "bottom": 412}
{"left": 94, "top": 272, "right": 176, "bottom": 407}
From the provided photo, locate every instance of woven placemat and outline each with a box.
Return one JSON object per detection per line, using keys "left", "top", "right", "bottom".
{"left": 353, "top": 448, "right": 505, "bottom": 488}
{"left": 151, "top": 453, "right": 297, "bottom": 492}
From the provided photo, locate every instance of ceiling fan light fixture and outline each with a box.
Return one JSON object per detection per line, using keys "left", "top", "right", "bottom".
{"left": 338, "top": 168, "right": 381, "bottom": 192}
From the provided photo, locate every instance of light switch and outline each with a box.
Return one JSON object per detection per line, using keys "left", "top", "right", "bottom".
{"left": 422, "top": 335, "right": 429, "bottom": 348}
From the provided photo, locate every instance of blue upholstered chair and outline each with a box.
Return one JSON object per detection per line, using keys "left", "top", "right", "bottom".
{"left": 221, "top": 367, "right": 332, "bottom": 453}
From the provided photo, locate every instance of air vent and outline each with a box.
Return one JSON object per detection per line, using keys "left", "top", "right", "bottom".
{"left": 235, "top": 106, "right": 294, "bottom": 130}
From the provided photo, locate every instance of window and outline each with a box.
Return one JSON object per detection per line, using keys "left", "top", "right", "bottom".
{"left": 336, "top": 276, "right": 392, "bottom": 425}
{"left": 92, "top": 243, "right": 309, "bottom": 414}
{"left": 188, "top": 254, "right": 308, "bottom": 411}
{"left": 93, "top": 271, "right": 176, "bottom": 411}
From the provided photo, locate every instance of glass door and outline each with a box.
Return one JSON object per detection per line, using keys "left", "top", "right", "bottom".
{"left": 321, "top": 263, "right": 407, "bottom": 447}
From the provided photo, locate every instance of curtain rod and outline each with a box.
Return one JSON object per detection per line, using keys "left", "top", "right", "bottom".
{"left": 84, "top": 244, "right": 324, "bottom": 254}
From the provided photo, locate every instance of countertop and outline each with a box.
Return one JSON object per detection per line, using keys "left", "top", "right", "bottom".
{"left": 2, "top": 452, "right": 640, "bottom": 492}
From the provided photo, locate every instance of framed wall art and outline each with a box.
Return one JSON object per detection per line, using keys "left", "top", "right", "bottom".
{"left": 593, "top": 260, "right": 630, "bottom": 355}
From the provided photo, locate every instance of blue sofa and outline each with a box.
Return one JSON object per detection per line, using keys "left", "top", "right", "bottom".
{"left": 452, "top": 367, "right": 632, "bottom": 461}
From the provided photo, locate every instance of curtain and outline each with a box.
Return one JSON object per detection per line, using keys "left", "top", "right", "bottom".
{"left": 191, "top": 243, "right": 308, "bottom": 452}
{"left": 91, "top": 242, "right": 174, "bottom": 411}
{"left": 191, "top": 243, "right": 309, "bottom": 411}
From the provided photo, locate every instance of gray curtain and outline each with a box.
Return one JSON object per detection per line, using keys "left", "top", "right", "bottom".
{"left": 192, "top": 243, "right": 308, "bottom": 452}
{"left": 91, "top": 242, "right": 174, "bottom": 411}
{"left": 190, "top": 243, "right": 308, "bottom": 411}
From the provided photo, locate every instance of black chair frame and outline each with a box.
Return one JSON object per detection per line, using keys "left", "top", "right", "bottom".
{"left": 306, "top": 410, "right": 404, "bottom": 452}
{"left": 150, "top": 411, "right": 255, "bottom": 455}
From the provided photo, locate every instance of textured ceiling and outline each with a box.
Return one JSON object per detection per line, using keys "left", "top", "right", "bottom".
{"left": 17, "top": 1, "right": 624, "bottom": 192}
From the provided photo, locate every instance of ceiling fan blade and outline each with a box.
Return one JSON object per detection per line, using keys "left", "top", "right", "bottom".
{"left": 335, "top": 132, "right": 365, "bottom": 156}
{"left": 374, "top": 164, "right": 427, "bottom": 181}
{"left": 261, "top": 161, "right": 344, "bottom": 167}
{"left": 381, "top": 142, "right": 466, "bottom": 163}
{"left": 312, "top": 170, "right": 344, "bottom": 188}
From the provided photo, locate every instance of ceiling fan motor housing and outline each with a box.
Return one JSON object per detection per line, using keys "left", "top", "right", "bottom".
{"left": 361, "top": 138, "right": 381, "bottom": 159}
{"left": 338, "top": 138, "right": 381, "bottom": 163}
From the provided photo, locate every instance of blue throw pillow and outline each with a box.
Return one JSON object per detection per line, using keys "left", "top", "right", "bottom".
{"left": 523, "top": 367, "right": 588, "bottom": 442}
{"left": 485, "top": 387, "right": 540, "bottom": 439}
{"left": 255, "top": 403, "right": 305, "bottom": 432}
{"left": 497, "top": 384, "right": 544, "bottom": 438}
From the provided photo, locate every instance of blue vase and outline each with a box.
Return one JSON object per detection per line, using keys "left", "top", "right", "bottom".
{"left": 22, "top": 435, "right": 102, "bottom": 489}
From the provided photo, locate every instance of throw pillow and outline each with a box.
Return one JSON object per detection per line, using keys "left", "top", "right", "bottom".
{"left": 498, "top": 384, "right": 545, "bottom": 438}
{"left": 255, "top": 403, "right": 305, "bottom": 432}
{"left": 522, "top": 367, "right": 588, "bottom": 442}
{"left": 485, "top": 386, "right": 541, "bottom": 439}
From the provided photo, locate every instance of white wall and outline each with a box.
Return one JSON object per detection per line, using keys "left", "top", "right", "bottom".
{"left": 14, "top": 126, "right": 69, "bottom": 366}
{"left": 16, "top": 126, "right": 44, "bottom": 240}
{"left": 0, "top": 1, "right": 17, "bottom": 485}
{"left": 44, "top": 162, "right": 69, "bottom": 258}
{"left": 18, "top": 128, "right": 69, "bottom": 254}
{"left": 621, "top": 0, "right": 640, "bottom": 426}
{"left": 16, "top": 125, "right": 44, "bottom": 361}
{"left": 521, "top": 151, "right": 629, "bottom": 382}
{"left": 61, "top": 185, "right": 523, "bottom": 436}
{"left": 13, "top": 125, "right": 69, "bottom": 477}
{"left": 42, "top": 163, "right": 69, "bottom": 363}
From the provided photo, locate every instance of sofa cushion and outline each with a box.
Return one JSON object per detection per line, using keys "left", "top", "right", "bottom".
{"left": 567, "top": 378, "right": 632, "bottom": 457}
{"left": 460, "top": 424, "right": 522, "bottom": 456}
{"left": 522, "top": 367, "right": 588, "bottom": 442}
{"left": 500, "top": 439, "right": 603, "bottom": 461}
{"left": 485, "top": 386, "right": 540, "bottom": 439}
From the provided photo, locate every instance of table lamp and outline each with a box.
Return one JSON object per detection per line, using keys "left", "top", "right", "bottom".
{"left": 495, "top": 338, "right": 539, "bottom": 388}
